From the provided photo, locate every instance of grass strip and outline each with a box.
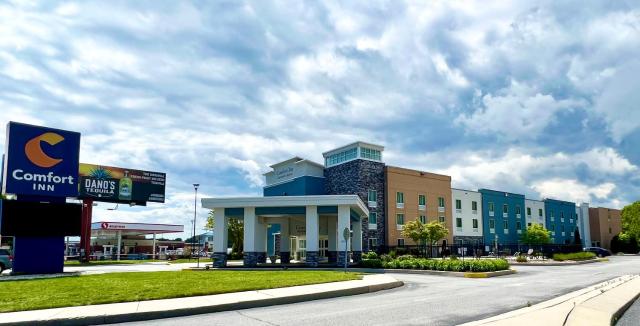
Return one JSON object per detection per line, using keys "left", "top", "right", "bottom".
{"left": 0, "top": 270, "right": 359, "bottom": 313}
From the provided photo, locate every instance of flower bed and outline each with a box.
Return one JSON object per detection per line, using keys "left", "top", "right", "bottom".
{"left": 552, "top": 252, "right": 596, "bottom": 261}
{"left": 359, "top": 253, "right": 510, "bottom": 272}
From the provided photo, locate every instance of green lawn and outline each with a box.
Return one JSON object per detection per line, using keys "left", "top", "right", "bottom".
{"left": 0, "top": 271, "right": 360, "bottom": 312}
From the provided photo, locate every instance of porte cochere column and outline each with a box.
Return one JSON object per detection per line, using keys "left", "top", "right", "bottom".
{"left": 212, "top": 208, "right": 228, "bottom": 267}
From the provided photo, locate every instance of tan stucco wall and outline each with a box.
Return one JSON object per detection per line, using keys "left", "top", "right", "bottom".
{"left": 385, "top": 166, "right": 453, "bottom": 247}
{"left": 589, "top": 207, "right": 622, "bottom": 249}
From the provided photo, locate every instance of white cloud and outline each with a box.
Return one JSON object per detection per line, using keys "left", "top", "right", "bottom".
{"left": 456, "top": 80, "right": 586, "bottom": 140}
{"left": 532, "top": 179, "right": 615, "bottom": 204}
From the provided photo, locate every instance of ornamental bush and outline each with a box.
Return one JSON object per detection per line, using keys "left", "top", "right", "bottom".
{"left": 379, "top": 257, "right": 509, "bottom": 272}
{"left": 360, "top": 259, "right": 383, "bottom": 268}
{"left": 362, "top": 252, "right": 379, "bottom": 260}
{"left": 516, "top": 255, "right": 528, "bottom": 263}
{"left": 552, "top": 252, "right": 596, "bottom": 261}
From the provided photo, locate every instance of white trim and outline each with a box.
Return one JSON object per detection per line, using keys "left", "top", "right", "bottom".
{"left": 263, "top": 175, "right": 325, "bottom": 188}
{"left": 322, "top": 141, "right": 384, "bottom": 157}
{"left": 201, "top": 195, "right": 369, "bottom": 217}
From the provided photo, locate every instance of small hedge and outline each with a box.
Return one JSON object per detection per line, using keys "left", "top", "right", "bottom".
{"left": 359, "top": 257, "right": 509, "bottom": 272}
{"left": 552, "top": 252, "right": 596, "bottom": 261}
{"left": 516, "top": 255, "right": 528, "bottom": 263}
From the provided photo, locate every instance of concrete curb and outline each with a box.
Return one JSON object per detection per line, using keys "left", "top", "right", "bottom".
{"left": 0, "top": 274, "right": 403, "bottom": 326}
{"left": 211, "top": 267, "right": 515, "bottom": 278}
{"left": 510, "top": 258, "right": 604, "bottom": 267}
{"left": 459, "top": 274, "right": 640, "bottom": 326}
{"left": 379, "top": 269, "right": 516, "bottom": 278}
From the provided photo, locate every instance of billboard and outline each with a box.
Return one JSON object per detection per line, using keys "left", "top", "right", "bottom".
{"left": 2, "top": 122, "right": 81, "bottom": 197}
{"left": 78, "top": 163, "right": 166, "bottom": 204}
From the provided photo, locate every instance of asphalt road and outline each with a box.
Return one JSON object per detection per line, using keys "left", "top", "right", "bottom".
{"left": 617, "top": 295, "right": 640, "bottom": 326}
{"left": 117, "top": 256, "right": 640, "bottom": 326}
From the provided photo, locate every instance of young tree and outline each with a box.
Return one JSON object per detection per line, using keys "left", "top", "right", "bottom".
{"left": 401, "top": 220, "right": 427, "bottom": 255}
{"left": 621, "top": 201, "right": 640, "bottom": 246}
{"left": 228, "top": 218, "right": 244, "bottom": 254}
{"left": 424, "top": 221, "right": 449, "bottom": 258}
{"left": 205, "top": 209, "right": 215, "bottom": 230}
{"left": 520, "top": 224, "right": 552, "bottom": 245}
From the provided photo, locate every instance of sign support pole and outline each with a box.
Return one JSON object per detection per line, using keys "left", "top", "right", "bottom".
{"left": 80, "top": 199, "right": 93, "bottom": 262}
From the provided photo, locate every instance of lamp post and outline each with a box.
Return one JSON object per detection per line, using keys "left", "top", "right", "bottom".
{"left": 193, "top": 184, "right": 200, "bottom": 268}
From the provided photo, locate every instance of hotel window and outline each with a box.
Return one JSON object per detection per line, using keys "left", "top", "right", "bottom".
{"left": 503, "top": 204, "right": 508, "bottom": 214}
{"left": 516, "top": 205, "right": 521, "bottom": 215}
{"left": 360, "top": 147, "right": 382, "bottom": 161}
{"left": 369, "top": 238, "right": 378, "bottom": 248}
{"left": 550, "top": 223, "right": 555, "bottom": 230}
{"left": 489, "top": 219, "right": 495, "bottom": 229}
{"left": 419, "top": 215, "right": 426, "bottom": 224}
{"left": 561, "top": 225, "right": 565, "bottom": 232}
{"left": 503, "top": 220, "right": 509, "bottom": 229}
{"left": 455, "top": 199, "right": 462, "bottom": 210}
{"left": 396, "top": 214, "right": 404, "bottom": 226}
{"left": 456, "top": 218, "right": 462, "bottom": 228}
{"left": 516, "top": 221, "right": 522, "bottom": 229}
{"left": 369, "top": 212, "right": 377, "bottom": 225}
{"left": 489, "top": 202, "right": 495, "bottom": 215}
{"left": 396, "top": 192, "right": 404, "bottom": 206}
{"left": 528, "top": 222, "right": 532, "bottom": 227}
{"left": 538, "top": 209, "right": 543, "bottom": 217}
{"left": 438, "top": 197, "right": 445, "bottom": 207}
{"left": 472, "top": 219, "right": 478, "bottom": 229}
{"left": 418, "top": 194, "right": 426, "bottom": 210}
{"left": 368, "top": 190, "right": 377, "bottom": 203}
{"left": 527, "top": 207, "right": 531, "bottom": 216}
{"left": 550, "top": 211, "right": 555, "bottom": 221}
{"left": 472, "top": 201, "right": 478, "bottom": 211}
{"left": 325, "top": 147, "right": 358, "bottom": 167}
{"left": 397, "top": 239, "right": 405, "bottom": 247}
{"left": 438, "top": 216, "right": 445, "bottom": 223}
{"left": 609, "top": 227, "right": 612, "bottom": 234}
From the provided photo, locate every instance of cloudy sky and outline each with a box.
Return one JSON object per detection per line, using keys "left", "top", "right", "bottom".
{"left": 1, "top": 1, "right": 639, "bottom": 238}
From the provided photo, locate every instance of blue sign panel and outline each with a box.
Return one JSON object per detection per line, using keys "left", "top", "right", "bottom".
{"left": 2, "top": 122, "right": 80, "bottom": 197}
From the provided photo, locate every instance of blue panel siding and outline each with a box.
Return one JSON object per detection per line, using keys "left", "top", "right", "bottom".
{"left": 479, "top": 189, "right": 526, "bottom": 246}
{"left": 224, "top": 207, "right": 244, "bottom": 217}
{"left": 544, "top": 199, "right": 577, "bottom": 244}
{"left": 256, "top": 206, "right": 305, "bottom": 215}
{"left": 263, "top": 176, "right": 326, "bottom": 196}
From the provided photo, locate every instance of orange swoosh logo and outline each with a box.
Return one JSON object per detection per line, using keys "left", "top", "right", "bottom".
{"left": 24, "top": 132, "right": 64, "bottom": 168}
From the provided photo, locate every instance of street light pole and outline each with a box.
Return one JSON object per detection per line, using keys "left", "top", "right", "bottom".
{"left": 193, "top": 184, "right": 200, "bottom": 268}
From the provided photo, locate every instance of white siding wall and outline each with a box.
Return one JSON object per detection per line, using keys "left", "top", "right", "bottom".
{"left": 451, "top": 189, "right": 483, "bottom": 237}
{"left": 525, "top": 199, "right": 545, "bottom": 228}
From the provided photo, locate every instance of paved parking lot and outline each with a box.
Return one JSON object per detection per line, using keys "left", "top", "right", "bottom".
{"left": 117, "top": 256, "right": 640, "bottom": 326}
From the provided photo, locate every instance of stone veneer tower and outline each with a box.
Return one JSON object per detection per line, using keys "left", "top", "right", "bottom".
{"left": 323, "top": 142, "right": 386, "bottom": 261}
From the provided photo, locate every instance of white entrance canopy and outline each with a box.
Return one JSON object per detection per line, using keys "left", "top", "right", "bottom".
{"left": 201, "top": 195, "right": 369, "bottom": 267}
{"left": 202, "top": 195, "right": 369, "bottom": 217}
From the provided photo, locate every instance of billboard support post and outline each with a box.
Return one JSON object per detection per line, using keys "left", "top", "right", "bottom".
{"left": 80, "top": 199, "right": 93, "bottom": 262}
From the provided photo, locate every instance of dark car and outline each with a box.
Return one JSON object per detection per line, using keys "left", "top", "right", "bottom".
{"left": 583, "top": 247, "right": 612, "bottom": 257}
{"left": 0, "top": 249, "right": 12, "bottom": 272}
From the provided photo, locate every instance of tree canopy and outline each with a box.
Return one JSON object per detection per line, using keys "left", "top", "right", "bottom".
{"left": 205, "top": 209, "right": 215, "bottom": 230}
{"left": 621, "top": 201, "right": 640, "bottom": 244}
{"left": 400, "top": 220, "right": 449, "bottom": 246}
{"left": 520, "top": 224, "right": 552, "bottom": 245}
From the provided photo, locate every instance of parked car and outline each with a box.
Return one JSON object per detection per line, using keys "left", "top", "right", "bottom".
{"left": 0, "top": 249, "right": 13, "bottom": 272}
{"left": 583, "top": 247, "right": 612, "bottom": 257}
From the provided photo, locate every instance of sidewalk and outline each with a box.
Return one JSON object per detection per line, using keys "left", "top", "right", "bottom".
{"left": 460, "top": 274, "right": 640, "bottom": 326}
{"left": 0, "top": 274, "right": 402, "bottom": 326}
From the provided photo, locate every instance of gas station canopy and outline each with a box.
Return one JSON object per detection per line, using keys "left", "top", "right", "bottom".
{"left": 91, "top": 222, "right": 184, "bottom": 237}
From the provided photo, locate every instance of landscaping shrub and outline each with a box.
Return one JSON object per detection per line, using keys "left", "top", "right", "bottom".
{"left": 552, "top": 252, "right": 596, "bottom": 261}
{"left": 379, "top": 257, "right": 509, "bottom": 272}
{"left": 396, "top": 254, "right": 415, "bottom": 261}
{"left": 360, "top": 259, "right": 383, "bottom": 268}
{"left": 362, "top": 252, "right": 379, "bottom": 260}
{"left": 516, "top": 255, "right": 528, "bottom": 263}
{"left": 379, "top": 254, "right": 393, "bottom": 262}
